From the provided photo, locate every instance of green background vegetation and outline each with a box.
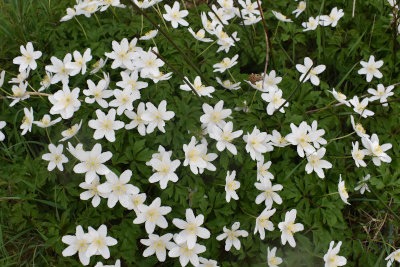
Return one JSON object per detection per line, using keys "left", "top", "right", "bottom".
{"left": 0, "top": 0, "right": 400, "bottom": 266}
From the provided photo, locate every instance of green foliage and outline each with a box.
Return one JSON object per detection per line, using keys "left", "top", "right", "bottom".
{"left": 1, "top": 0, "right": 400, "bottom": 266}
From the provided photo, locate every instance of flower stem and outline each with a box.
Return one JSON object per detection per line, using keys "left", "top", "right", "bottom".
{"left": 74, "top": 17, "right": 88, "bottom": 40}
{"left": 227, "top": 69, "right": 237, "bottom": 84}
{"left": 328, "top": 131, "right": 355, "bottom": 142}
{"left": 195, "top": 40, "right": 217, "bottom": 59}
{"left": 239, "top": 206, "right": 257, "bottom": 219}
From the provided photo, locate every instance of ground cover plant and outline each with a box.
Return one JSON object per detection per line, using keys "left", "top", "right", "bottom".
{"left": 1, "top": 0, "right": 400, "bottom": 266}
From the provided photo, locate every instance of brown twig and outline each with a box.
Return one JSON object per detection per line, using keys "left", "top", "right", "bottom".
{"left": 255, "top": 0, "right": 271, "bottom": 91}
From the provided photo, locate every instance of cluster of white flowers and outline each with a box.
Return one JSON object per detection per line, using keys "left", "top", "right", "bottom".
{"left": 3, "top": 0, "right": 399, "bottom": 266}
{"left": 62, "top": 225, "right": 118, "bottom": 266}
{"left": 60, "top": 0, "right": 126, "bottom": 22}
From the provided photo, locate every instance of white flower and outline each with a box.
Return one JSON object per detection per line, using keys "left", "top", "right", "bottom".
{"left": 169, "top": 234, "right": 206, "bottom": 266}
{"left": 354, "top": 174, "right": 371, "bottom": 194}
{"left": 99, "top": 0, "right": 125, "bottom": 11}
{"left": 67, "top": 142, "right": 85, "bottom": 158}
{"left": 140, "top": 29, "right": 158, "bottom": 40}
{"left": 361, "top": 134, "right": 392, "bottom": 166}
{"left": 350, "top": 115, "right": 369, "bottom": 138}
{"left": 199, "top": 257, "right": 219, "bottom": 267}
{"left": 208, "top": 5, "right": 232, "bottom": 25}
{"left": 134, "top": 48, "right": 165, "bottom": 78}
{"left": 80, "top": 1, "right": 101, "bottom": 17}
{"left": 188, "top": 28, "right": 213, "bottom": 42}
{"left": 134, "top": 0, "right": 157, "bottom": 9}
{"left": 242, "top": 14, "right": 262, "bottom": 25}
{"left": 255, "top": 179, "right": 283, "bottom": 208}
{"left": 198, "top": 144, "right": 218, "bottom": 174}
{"left": 254, "top": 208, "right": 275, "bottom": 240}
{"left": 305, "top": 147, "right": 332, "bottom": 179}
{"left": 109, "top": 87, "right": 136, "bottom": 115}
{"left": 85, "top": 225, "right": 118, "bottom": 259}
{"left": 323, "top": 241, "right": 347, "bottom": 267}
{"left": 61, "top": 8, "right": 77, "bottom": 22}
{"left": 368, "top": 84, "right": 394, "bottom": 106}
{"left": 62, "top": 225, "right": 91, "bottom": 266}
{"left": 296, "top": 57, "right": 326, "bottom": 86}
{"left": 45, "top": 53, "right": 72, "bottom": 85}
{"left": 173, "top": 208, "right": 211, "bottom": 249}
{"left": 59, "top": 120, "right": 83, "bottom": 142}
{"left": 73, "top": 143, "right": 113, "bottom": 184}
{"left": 163, "top": 2, "right": 189, "bottom": 28}
{"left": 310, "top": 120, "right": 326, "bottom": 149}
{"left": 270, "top": 130, "right": 290, "bottom": 147}
{"left": 385, "top": 249, "right": 400, "bottom": 267}
{"left": 0, "top": 70, "right": 5, "bottom": 87}
{"left": 39, "top": 71, "right": 53, "bottom": 92}
{"left": 263, "top": 70, "right": 283, "bottom": 92}
{"left": 261, "top": 89, "right": 289, "bottom": 115}
{"left": 140, "top": 233, "right": 175, "bottom": 262}
{"left": 213, "top": 54, "right": 239, "bottom": 73}
{"left": 351, "top": 141, "right": 366, "bottom": 167}
{"left": 42, "top": 144, "right": 69, "bottom": 171}
{"left": 215, "top": 77, "right": 241, "bottom": 90}
{"left": 216, "top": 222, "right": 248, "bottom": 251}
{"left": 33, "top": 114, "right": 61, "bottom": 128}
{"left": 180, "top": 76, "right": 215, "bottom": 97}
{"left": 200, "top": 100, "right": 232, "bottom": 132}
{"left": 125, "top": 102, "right": 148, "bottom": 136}
{"left": 349, "top": 96, "right": 374, "bottom": 118}
{"left": 83, "top": 79, "right": 113, "bottom": 108}
{"left": 148, "top": 152, "right": 180, "bottom": 189}
{"left": 209, "top": 122, "right": 243, "bottom": 155}
{"left": 105, "top": 38, "right": 137, "bottom": 70}
{"left": 94, "top": 259, "right": 121, "bottom": 267}
{"left": 292, "top": 1, "right": 306, "bottom": 18}
{"left": 183, "top": 136, "right": 208, "bottom": 174}
{"left": 145, "top": 71, "right": 173, "bottom": 83}
{"left": 97, "top": 170, "right": 140, "bottom": 208}
{"left": 133, "top": 197, "right": 172, "bottom": 234}
{"left": 272, "top": 10, "right": 293, "bottom": 22}
{"left": 13, "top": 42, "right": 42, "bottom": 72}
{"left": 285, "top": 121, "right": 316, "bottom": 158}
{"left": 20, "top": 107, "right": 34, "bottom": 135}
{"left": 338, "top": 175, "right": 350, "bottom": 205}
{"left": 225, "top": 170, "right": 240, "bottom": 202}
{"left": 201, "top": 12, "right": 217, "bottom": 35}
{"left": 88, "top": 109, "right": 125, "bottom": 142}
{"left": 302, "top": 16, "right": 320, "bottom": 31}
{"left": 90, "top": 58, "right": 108, "bottom": 74}
{"left": 142, "top": 100, "right": 175, "bottom": 133}
{"left": 278, "top": 209, "right": 304, "bottom": 247}
{"left": 79, "top": 175, "right": 109, "bottom": 208}
{"left": 49, "top": 84, "right": 81, "bottom": 119}
{"left": 116, "top": 70, "right": 148, "bottom": 101}
{"left": 9, "top": 69, "right": 29, "bottom": 84}
{"left": 146, "top": 145, "right": 172, "bottom": 171}
{"left": 128, "top": 192, "right": 147, "bottom": 214}
{"left": 66, "top": 48, "right": 92, "bottom": 75}
{"left": 320, "top": 7, "right": 344, "bottom": 27}
{"left": 257, "top": 157, "right": 274, "bottom": 181}
{"left": 327, "top": 88, "right": 350, "bottom": 106}
{"left": 243, "top": 126, "right": 273, "bottom": 161}
{"left": 267, "top": 247, "right": 282, "bottom": 267}
{"left": 358, "top": 55, "right": 384, "bottom": 82}
{"left": 9, "top": 82, "right": 29, "bottom": 107}
{"left": 238, "top": 0, "right": 259, "bottom": 16}
{"left": 0, "top": 121, "right": 6, "bottom": 141}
